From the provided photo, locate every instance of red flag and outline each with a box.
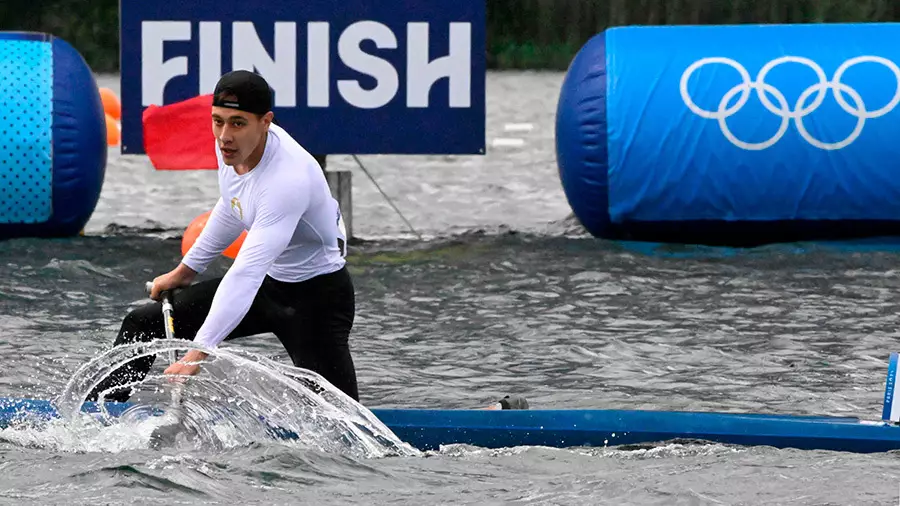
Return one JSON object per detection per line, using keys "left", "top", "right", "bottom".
{"left": 143, "top": 94, "right": 217, "bottom": 170}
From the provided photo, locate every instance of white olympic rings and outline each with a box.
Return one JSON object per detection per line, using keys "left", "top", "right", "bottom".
{"left": 679, "top": 56, "right": 900, "bottom": 150}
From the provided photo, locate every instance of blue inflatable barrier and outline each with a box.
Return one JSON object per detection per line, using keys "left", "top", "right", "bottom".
{"left": 0, "top": 32, "right": 106, "bottom": 239}
{"left": 556, "top": 23, "right": 900, "bottom": 246}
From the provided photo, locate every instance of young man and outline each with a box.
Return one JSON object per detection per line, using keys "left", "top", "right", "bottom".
{"left": 87, "top": 70, "right": 358, "bottom": 403}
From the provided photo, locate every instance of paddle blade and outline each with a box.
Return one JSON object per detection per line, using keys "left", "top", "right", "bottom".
{"left": 143, "top": 94, "right": 217, "bottom": 170}
{"left": 148, "top": 420, "right": 185, "bottom": 450}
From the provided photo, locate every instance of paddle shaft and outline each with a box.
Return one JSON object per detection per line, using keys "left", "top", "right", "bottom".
{"left": 145, "top": 281, "right": 178, "bottom": 364}
{"left": 160, "top": 292, "right": 177, "bottom": 364}
{"left": 145, "top": 282, "right": 184, "bottom": 411}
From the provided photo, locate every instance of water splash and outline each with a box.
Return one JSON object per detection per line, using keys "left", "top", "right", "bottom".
{"left": 42, "top": 340, "right": 419, "bottom": 458}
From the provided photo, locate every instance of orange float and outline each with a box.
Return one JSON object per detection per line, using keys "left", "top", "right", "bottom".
{"left": 105, "top": 114, "right": 120, "bottom": 146}
{"left": 182, "top": 210, "right": 247, "bottom": 259}
{"left": 99, "top": 87, "right": 121, "bottom": 120}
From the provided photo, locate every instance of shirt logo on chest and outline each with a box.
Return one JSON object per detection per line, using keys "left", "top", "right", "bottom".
{"left": 230, "top": 197, "right": 243, "bottom": 220}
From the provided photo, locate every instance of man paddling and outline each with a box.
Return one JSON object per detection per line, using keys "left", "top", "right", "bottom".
{"left": 87, "top": 70, "right": 359, "bottom": 403}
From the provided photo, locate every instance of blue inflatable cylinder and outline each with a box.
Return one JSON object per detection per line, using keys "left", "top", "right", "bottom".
{"left": 0, "top": 32, "right": 106, "bottom": 239}
{"left": 556, "top": 23, "right": 900, "bottom": 245}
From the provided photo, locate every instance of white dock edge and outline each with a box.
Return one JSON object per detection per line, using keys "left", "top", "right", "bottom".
{"left": 325, "top": 169, "right": 352, "bottom": 240}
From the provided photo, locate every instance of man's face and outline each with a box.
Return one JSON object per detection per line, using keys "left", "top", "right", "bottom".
{"left": 211, "top": 104, "right": 270, "bottom": 166}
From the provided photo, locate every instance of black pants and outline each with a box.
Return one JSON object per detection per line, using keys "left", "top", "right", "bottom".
{"left": 86, "top": 266, "right": 359, "bottom": 402}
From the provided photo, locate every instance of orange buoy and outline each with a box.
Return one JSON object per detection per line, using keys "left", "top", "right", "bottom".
{"left": 99, "top": 87, "right": 121, "bottom": 120}
{"left": 182, "top": 210, "right": 247, "bottom": 259}
{"left": 105, "top": 114, "right": 120, "bottom": 146}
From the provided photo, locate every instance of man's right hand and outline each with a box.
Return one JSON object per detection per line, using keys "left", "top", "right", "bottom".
{"left": 149, "top": 263, "right": 198, "bottom": 301}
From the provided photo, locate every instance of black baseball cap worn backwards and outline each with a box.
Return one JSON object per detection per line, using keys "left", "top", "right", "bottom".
{"left": 212, "top": 70, "right": 273, "bottom": 115}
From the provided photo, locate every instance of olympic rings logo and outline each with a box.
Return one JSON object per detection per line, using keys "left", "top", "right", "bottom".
{"left": 679, "top": 56, "right": 900, "bottom": 150}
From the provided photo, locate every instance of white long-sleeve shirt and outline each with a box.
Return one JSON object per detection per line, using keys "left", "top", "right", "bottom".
{"left": 181, "top": 124, "right": 347, "bottom": 349}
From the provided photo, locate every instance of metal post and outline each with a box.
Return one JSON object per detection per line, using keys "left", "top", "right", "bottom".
{"left": 325, "top": 169, "right": 353, "bottom": 240}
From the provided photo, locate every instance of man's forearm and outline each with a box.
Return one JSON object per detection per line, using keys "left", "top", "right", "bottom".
{"left": 175, "top": 262, "right": 199, "bottom": 282}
